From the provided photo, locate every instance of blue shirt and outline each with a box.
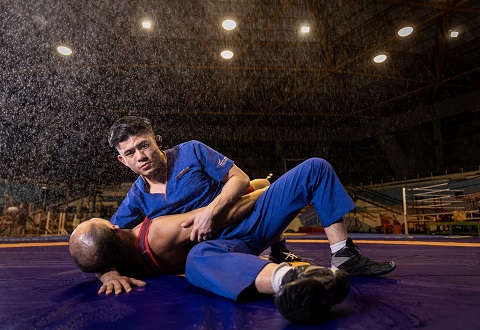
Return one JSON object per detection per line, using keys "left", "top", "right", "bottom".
{"left": 111, "top": 140, "right": 234, "bottom": 228}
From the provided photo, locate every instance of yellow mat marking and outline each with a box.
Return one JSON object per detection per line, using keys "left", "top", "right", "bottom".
{"left": 1, "top": 239, "right": 479, "bottom": 249}
{"left": 286, "top": 239, "right": 480, "bottom": 248}
{"left": 0, "top": 242, "right": 69, "bottom": 248}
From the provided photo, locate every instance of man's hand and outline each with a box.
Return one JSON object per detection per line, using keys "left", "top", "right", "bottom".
{"left": 180, "top": 164, "right": 249, "bottom": 242}
{"left": 97, "top": 269, "right": 146, "bottom": 295}
{"left": 181, "top": 209, "right": 215, "bottom": 242}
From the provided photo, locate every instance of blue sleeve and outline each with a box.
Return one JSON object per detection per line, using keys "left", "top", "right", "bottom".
{"left": 110, "top": 187, "right": 145, "bottom": 229}
{"left": 190, "top": 140, "right": 234, "bottom": 182}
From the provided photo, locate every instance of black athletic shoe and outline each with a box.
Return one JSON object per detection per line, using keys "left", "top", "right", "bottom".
{"left": 274, "top": 266, "right": 350, "bottom": 324}
{"left": 269, "top": 250, "right": 303, "bottom": 263}
{"left": 332, "top": 238, "right": 396, "bottom": 277}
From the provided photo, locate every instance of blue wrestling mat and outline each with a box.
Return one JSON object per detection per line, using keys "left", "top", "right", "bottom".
{"left": 1, "top": 233, "right": 479, "bottom": 329}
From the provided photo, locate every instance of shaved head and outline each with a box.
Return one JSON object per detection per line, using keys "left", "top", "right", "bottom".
{"left": 69, "top": 219, "right": 119, "bottom": 273}
{"left": 69, "top": 219, "right": 147, "bottom": 278}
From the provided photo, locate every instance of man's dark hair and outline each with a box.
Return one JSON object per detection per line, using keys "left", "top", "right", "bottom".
{"left": 108, "top": 116, "right": 154, "bottom": 148}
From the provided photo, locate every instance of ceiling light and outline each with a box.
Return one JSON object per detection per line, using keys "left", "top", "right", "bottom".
{"left": 398, "top": 26, "right": 413, "bottom": 37}
{"left": 450, "top": 31, "right": 459, "bottom": 38}
{"left": 222, "top": 20, "right": 236, "bottom": 30}
{"left": 57, "top": 46, "right": 72, "bottom": 56}
{"left": 373, "top": 54, "right": 387, "bottom": 63}
{"left": 142, "top": 20, "right": 152, "bottom": 29}
{"left": 221, "top": 50, "right": 234, "bottom": 59}
{"left": 301, "top": 26, "right": 310, "bottom": 33}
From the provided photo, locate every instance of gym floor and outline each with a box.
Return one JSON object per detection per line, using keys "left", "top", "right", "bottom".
{"left": 1, "top": 233, "right": 479, "bottom": 329}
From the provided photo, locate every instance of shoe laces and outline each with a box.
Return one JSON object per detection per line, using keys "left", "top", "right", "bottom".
{"left": 350, "top": 243, "right": 374, "bottom": 263}
{"left": 282, "top": 251, "right": 298, "bottom": 261}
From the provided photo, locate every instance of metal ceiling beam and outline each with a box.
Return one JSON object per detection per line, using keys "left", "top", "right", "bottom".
{"left": 352, "top": 62, "right": 480, "bottom": 116}
{"left": 263, "top": 0, "right": 472, "bottom": 116}
{"left": 377, "top": 0, "right": 480, "bottom": 15}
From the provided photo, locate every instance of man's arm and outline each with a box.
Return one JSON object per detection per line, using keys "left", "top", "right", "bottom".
{"left": 180, "top": 186, "right": 268, "bottom": 236}
{"left": 213, "top": 186, "right": 268, "bottom": 232}
{"left": 185, "top": 164, "right": 250, "bottom": 242}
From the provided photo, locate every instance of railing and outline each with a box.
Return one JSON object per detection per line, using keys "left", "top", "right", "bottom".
{"left": 0, "top": 208, "right": 104, "bottom": 238}
{"left": 347, "top": 186, "right": 403, "bottom": 214}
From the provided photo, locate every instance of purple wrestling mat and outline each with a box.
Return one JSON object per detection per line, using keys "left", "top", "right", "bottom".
{"left": 1, "top": 234, "right": 479, "bottom": 329}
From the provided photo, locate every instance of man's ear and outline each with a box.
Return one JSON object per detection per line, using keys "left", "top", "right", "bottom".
{"left": 155, "top": 135, "right": 163, "bottom": 149}
{"left": 117, "top": 154, "right": 127, "bottom": 166}
{"left": 110, "top": 224, "right": 120, "bottom": 232}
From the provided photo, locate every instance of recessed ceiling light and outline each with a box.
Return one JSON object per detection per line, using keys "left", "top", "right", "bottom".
{"left": 398, "top": 26, "right": 413, "bottom": 37}
{"left": 142, "top": 20, "right": 152, "bottom": 29}
{"left": 450, "top": 31, "right": 459, "bottom": 38}
{"left": 373, "top": 54, "right": 387, "bottom": 63}
{"left": 222, "top": 20, "right": 236, "bottom": 30}
{"left": 57, "top": 46, "right": 72, "bottom": 56}
{"left": 301, "top": 26, "right": 310, "bottom": 33}
{"left": 221, "top": 50, "right": 234, "bottom": 59}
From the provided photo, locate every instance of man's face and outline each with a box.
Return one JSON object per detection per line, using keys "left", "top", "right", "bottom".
{"left": 116, "top": 134, "right": 164, "bottom": 177}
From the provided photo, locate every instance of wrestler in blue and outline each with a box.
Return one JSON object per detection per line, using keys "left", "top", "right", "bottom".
{"left": 70, "top": 118, "right": 395, "bottom": 323}
{"left": 101, "top": 117, "right": 303, "bottom": 290}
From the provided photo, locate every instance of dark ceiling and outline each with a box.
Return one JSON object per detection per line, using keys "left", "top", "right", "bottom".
{"left": 1, "top": 0, "right": 479, "bottom": 187}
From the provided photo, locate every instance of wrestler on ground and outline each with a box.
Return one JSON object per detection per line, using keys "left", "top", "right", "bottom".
{"left": 70, "top": 185, "right": 269, "bottom": 284}
{"left": 70, "top": 158, "right": 396, "bottom": 323}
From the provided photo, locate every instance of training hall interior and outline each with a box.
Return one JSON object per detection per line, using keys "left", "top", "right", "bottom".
{"left": 1, "top": 1, "right": 480, "bottom": 329}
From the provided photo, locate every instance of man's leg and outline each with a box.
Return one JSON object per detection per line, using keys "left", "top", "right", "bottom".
{"left": 187, "top": 159, "right": 393, "bottom": 311}
{"left": 245, "top": 158, "right": 395, "bottom": 277}
{"left": 237, "top": 158, "right": 356, "bottom": 252}
{"left": 185, "top": 239, "right": 270, "bottom": 300}
{"left": 249, "top": 179, "right": 302, "bottom": 263}
{"left": 323, "top": 221, "right": 348, "bottom": 244}
{"left": 186, "top": 241, "right": 350, "bottom": 324}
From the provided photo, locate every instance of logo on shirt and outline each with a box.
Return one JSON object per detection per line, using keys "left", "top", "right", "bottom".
{"left": 176, "top": 167, "right": 191, "bottom": 180}
{"left": 218, "top": 157, "right": 228, "bottom": 167}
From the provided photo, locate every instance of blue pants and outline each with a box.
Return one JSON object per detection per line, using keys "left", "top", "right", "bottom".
{"left": 185, "top": 158, "right": 355, "bottom": 300}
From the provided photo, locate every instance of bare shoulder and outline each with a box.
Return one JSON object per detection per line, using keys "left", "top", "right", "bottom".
{"left": 148, "top": 213, "right": 193, "bottom": 249}
{"left": 146, "top": 214, "right": 194, "bottom": 269}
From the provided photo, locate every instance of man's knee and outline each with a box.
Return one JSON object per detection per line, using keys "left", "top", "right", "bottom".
{"left": 301, "top": 158, "right": 333, "bottom": 174}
